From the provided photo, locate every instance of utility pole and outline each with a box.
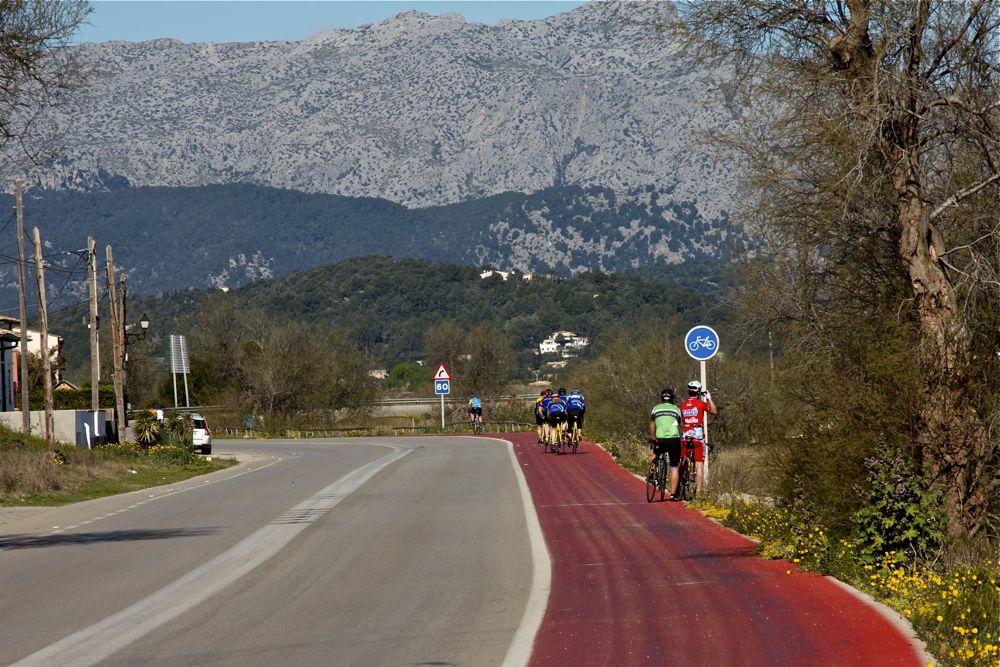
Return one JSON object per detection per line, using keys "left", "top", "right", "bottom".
{"left": 15, "top": 180, "right": 29, "bottom": 435}
{"left": 105, "top": 246, "right": 125, "bottom": 439}
{"left": 32, "top": 228, "right": 53, "bottom": 456}
{"left": 88, "top": 236, "right": 99, "bottom": 409}
{"left": 88, "top": 236, "right": 100, "bottom": 442}
{"left": 120, "top": 274, "right": 128, "bottom": 425}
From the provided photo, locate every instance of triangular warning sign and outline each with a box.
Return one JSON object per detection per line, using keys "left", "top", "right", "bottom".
{"left": 433, "top": 363, "right": 452, "bottom": 381}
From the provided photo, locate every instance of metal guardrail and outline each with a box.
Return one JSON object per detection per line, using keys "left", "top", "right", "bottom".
{"left": 356, "top": 395, "right": 538, "bottom": 406}
{"left": 217, "top": 421, "right": 535, "bottom": 440}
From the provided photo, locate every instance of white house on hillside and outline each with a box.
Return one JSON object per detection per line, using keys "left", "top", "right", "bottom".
{"left": 538, "top": 330, "right": 589, "bottom": 355}
{"left": 539, "top": 338, "right": 559, "bottom": 354}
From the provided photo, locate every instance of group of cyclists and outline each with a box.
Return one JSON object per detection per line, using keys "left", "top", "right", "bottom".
{"left": 466, "top": 378, "right": 716, "bottom": 501}
{"left": 533, "top": 387, "right": 586, "bottom": 449}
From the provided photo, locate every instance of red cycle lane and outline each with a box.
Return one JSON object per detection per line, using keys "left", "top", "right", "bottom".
{"left": 507, "top": 432, "right": 925, "bottom": 667}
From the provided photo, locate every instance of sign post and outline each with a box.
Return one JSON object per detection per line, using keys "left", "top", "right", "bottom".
{"left": 433, "top": 363, "right": 452, "bottom": 429}
{"left": 684, "top": 325, "right": 720, "bottom": 485}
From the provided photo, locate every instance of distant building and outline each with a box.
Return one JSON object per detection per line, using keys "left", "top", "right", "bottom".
{"left": 539, "top": 338, "right": 559, "bottom": 354}
{"left": 0, "top": 315, "right": 65, "bottom": 412}
{"left": 480, "top": 270, "right": 533, "bottom": 282}
{"left": 368, "top": 369, "right": 389, "bottom": 380}
{"left": 538, "top": 330, "right": 589, "bottom": 355}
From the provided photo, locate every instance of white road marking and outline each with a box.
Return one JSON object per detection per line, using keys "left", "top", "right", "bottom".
{"left": 40, "top": 458, "right": 283, "bottom": 538}
{"left": 12, "top": 444, "right": 411, "bottom": 667}
{"left": 495, "top": 438, "right": 551, "bottom": 667}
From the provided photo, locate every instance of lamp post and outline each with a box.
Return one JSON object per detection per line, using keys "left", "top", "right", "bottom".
{"left": 122, "top": 311, "right": 149, "bottom": 426}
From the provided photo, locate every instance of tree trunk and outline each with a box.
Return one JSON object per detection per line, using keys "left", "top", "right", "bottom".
{"left": 894, "top": 149, "right": 989, "bottom": 540}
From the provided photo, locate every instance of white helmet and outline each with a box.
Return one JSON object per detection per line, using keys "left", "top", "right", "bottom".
{"left": 687, "top": 380, "right": 703, "bottom": 393}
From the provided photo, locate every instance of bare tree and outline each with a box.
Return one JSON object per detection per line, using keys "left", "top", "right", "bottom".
{"left": 677, "top": 0, "right": 1000, "bottom": 541}
{"left": 0, "top": 0, "right": 91, "bottom": 170}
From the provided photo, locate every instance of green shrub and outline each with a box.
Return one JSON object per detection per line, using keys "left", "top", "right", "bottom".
{"left": 852, "top": 450, "right": 943, "bottom": 563}
{"left": 95, "top": 441, "right": 144, "bottom": 459}
{"left": 131, "top": 411, "right": 160, "bottom": 446}
{"left": 148, "top": 445, "right": 197, "bottom": 465}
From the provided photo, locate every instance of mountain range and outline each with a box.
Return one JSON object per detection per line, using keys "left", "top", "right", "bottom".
{"left": 1, "top": 1, "right": 746, "bottom": 307}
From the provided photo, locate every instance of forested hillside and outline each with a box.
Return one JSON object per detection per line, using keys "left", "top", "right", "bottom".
{"left": 0, "top": 183, "right": 738, "bottom": 314}
{"left": 52, "top": 256, "right": 726, "bottom": 384}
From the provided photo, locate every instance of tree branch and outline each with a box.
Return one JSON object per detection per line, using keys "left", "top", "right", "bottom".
{"left": 930, "top": 172, "right": 1000, "bottom": 220}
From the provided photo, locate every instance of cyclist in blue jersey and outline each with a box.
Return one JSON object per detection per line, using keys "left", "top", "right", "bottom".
{"left": 468, "top": 393, "right": 483, "bottom": 430}
{"left": 547, "top": 390, "right": 568, "bottom": 443}
{"left": 566, "top": 388, "right": 586, "bottom": 440}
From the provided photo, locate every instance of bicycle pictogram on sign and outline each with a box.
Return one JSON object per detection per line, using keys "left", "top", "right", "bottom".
{"left": 684, "top": 326, "right": 720, "bottom": 361}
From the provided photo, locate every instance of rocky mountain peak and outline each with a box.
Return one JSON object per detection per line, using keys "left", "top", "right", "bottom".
{"left": 26, "top": 0, "right": 738, "bottom": 219}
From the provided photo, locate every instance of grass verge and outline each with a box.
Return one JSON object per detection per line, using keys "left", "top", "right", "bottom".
{"left": 0, "top": 429, "right": 237, "bottom": 507}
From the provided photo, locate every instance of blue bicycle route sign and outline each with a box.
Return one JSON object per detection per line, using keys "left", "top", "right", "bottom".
{"left": 435, "top": 379, "right": 451, "bottom": 395}
{"left": 685, "top": 325, "right": 720, "bottom": 361}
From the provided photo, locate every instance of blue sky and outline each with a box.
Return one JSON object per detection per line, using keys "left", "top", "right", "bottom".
{"left": 76, "top": 1, "right": 587, "bottom": 43}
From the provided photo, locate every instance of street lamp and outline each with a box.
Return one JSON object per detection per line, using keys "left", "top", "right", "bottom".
{"left": 122, "top": 313, "right": 149, "bottom": 426}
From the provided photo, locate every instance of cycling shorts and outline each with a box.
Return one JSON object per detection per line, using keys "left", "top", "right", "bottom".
{"left": 681, "top": 438, "right": 705, "bottom": 463}
{"left": 547, "top": 411, "right": 567, "bottom": 426}
{"left": 652, "top": 437, "right": 681, "bottom": 467}
{"left": 469, "top": 407, "right": 483, "bottom": 416}
{"left": 566, "top": 409, "right": 584, "bottom": 429}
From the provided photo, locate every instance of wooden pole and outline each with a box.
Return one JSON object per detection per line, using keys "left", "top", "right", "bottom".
{"left": 32, "top": 228, "right": 53, "bottom": 456}
{"left": 88, "top": 237, "right": 99, "bottom": 411}
{"left": 15, "top": 180, "right": 29, "bottom": 435}
{"left": 120, "top": 274, "right": 127, "bottom": 423}
{"left": 105, "top": 246, "right": 125, "bottom": 438}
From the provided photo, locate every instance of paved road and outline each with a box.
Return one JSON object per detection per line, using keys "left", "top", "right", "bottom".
{"left": 509, "top": 432, "right": 926, "bottom": 666}
{"left": 0, "top": 437, "right": 533, "bottom": 666}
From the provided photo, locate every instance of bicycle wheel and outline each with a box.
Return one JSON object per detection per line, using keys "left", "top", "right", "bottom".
{"left": 677, "top": 458, "right": 692, "bottom": 500}
{"left": 657, "top": 459, "right": 667, "bottom": 501}
{"left": 645, "top": 461, "right": 659, "bottom": 503}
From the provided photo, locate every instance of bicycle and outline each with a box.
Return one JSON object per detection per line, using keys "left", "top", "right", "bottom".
{"left": 566, "top": 415, "right": 581, "bottom": 454}
{"left": 676, "top": 436, "right": 698, "bottom": 501}
{"left": 646, "top": 453, "right": 668, "bottom": 502}
{"left": 470, "top": 412, "right": 483, "bottom": 434}
{"left": 552, "top": 420, "right": 567, "bottom": 455}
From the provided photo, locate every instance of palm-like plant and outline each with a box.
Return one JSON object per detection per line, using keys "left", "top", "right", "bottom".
{"left": 165, "top": 411, "right": 191, "bottom": 447}
{"left": 132, "top": 410, "right": 160, "bottom": 447}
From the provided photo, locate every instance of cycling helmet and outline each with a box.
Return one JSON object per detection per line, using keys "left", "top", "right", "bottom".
{"left": 661, "top": 388, "right": 675, "bottom": 402}
{"left": 687, "top": 380, "right": 702, "bottom": 394}
{"left": 545, "top": 388, "right": 553, "bottom": 396}
{"left": 558, "top": 387, "right": 566, "bottom": 396}
{"left": 539, "top": 390, "right": 547, "bottom": 397}
{"left": 571, "top": 388, "right": 579, "bottom": 393}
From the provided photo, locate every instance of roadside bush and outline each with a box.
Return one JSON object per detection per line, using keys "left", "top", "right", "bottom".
{"left": 148, "top": 444, "right": 198, "bottom": 465}
{"left": 132, "top": 411, "right": 160, "bottom": 446}
{"left": 95, "top": 441, "right": 144, "bottom": 459}
{"left": 852, "top": 449, "right": 943, "bottom": 563}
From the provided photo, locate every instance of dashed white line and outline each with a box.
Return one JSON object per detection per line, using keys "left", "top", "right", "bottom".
{"left": 13, "top": 445, "right": 412, "bottom": 667}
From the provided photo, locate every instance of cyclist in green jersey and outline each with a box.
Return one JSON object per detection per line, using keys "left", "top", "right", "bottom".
{"left": 649, "top": 388, "right": 684, "bottom": 501}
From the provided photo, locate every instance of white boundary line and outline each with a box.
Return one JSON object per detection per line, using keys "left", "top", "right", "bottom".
{"left": 825, "top": 576, "right": 935, "bottom": 665}
{"left": 484, "top": 437, "right": 552, "bottom": 667}
{"left": 12, "top": 444, "right": 412, "bottom": 667}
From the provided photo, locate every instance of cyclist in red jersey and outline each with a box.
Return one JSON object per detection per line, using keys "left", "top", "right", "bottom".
{"left": 680, "top": 380, "right": 717, "bottom": 497}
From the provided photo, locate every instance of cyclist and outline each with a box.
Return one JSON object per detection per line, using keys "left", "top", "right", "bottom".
{"left": 547, "top": 390, "right": 568, "bottom": 445}
{"left": 468, "top": 393, "right": 483, "bottom": 430}
{"left": 566, "top": 388, "right": 585, "bottom": 442}
{"left": 536, "top": 388, "right": 554, "bottom": 445}
{"left": 648, "top": 387, "right": 683, "bottom": 500}
{"left": 680, "top": 380, "right": 716, "bottom": 497}
{"left": 534, "top": 390, "right": 548, "bottom": 444}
